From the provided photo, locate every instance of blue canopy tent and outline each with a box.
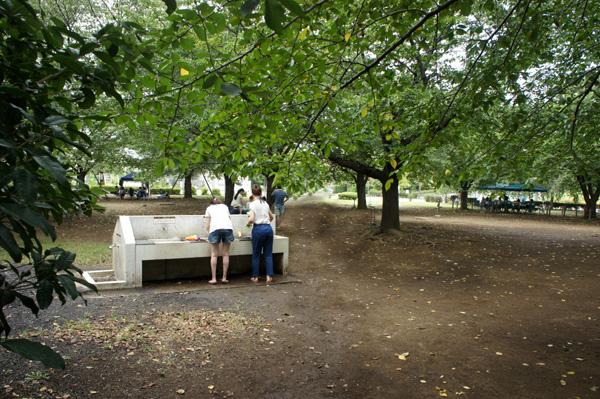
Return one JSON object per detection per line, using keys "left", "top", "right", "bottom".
{"left": 119, "top": 173, "right": 150, "bottom": 193}
{"left": 476, "top": 183, "right": 547, "bottom": 192}
{"left": 476, "top": 184, "right": 508, "bottom": 190}
{"left": 118, "top": 173, "right": 135, "bottom": 188}
{"left": 502, "top": 183, "right": 548, "bottom": 192}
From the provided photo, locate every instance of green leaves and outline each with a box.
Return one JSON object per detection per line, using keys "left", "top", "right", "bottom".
{"left": 162, "top": 0, "right": 177, "bottom": 15}
{"left": 0, "top": 339, "right": 65, "bottom": 369}
{"left": 203, "top": 74, "right": 218, "bottom": 89}
{"left": 264, "top": 0, "right": 286, "bottom": 34}
{"left": 279, "top": 0, "right": 304, "bottom": 18}
{"left": 33, "top": 153, "right": 67, "bottom": 184}
{"left": 220, "top": 83, "right": 243, "bottom": 97}
{"left": 241, "top": 0, "right": 260, "bottom": 17}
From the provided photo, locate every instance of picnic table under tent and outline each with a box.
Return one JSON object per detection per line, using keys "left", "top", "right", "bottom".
{"left": 474, "top": 183, "right": 548, "bottom": 213}
{"left": 118, "top": 173, "right": 151, "bottom": 199}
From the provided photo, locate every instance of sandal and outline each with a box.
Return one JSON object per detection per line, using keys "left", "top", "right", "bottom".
{"left": 250, "top": 277, "right": 258, "bottom": 283}
{"left": 208, "top": 280, "right": 218, "bottom": 285}
{"left": 221, "top": 279, "right": 229, "bottom": 284}
{"left": 266, "top": 276, "right": 273, "bottom": 284}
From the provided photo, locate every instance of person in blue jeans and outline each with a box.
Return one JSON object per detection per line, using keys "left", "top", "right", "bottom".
{"left": 271, "top": 185, "right": 289, "bottom": 228}
{"left": 246, "top": 184, "right": 275, "bottom": 283}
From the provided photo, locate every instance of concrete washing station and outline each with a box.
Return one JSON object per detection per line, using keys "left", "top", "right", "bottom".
{"left": 83, "top": 214, "right": 289, "bottom": 290}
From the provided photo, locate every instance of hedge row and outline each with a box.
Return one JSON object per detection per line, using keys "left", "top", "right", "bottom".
{"left": 150, "top": 186, "right": 198, "bottom": 195}
{"left": 337, "top": 192, "right": 357, "bottom": 200}
{"left": 424, "top": 194, "right": 443, "bottom": 203}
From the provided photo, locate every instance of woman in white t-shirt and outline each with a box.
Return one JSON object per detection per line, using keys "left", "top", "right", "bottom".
{"left": 205, "top": 198, "right": 234, "bottom": 284}
{"left": 245, "top": 184, "right": 275, "bottom": 283}
{"left": 230, "top": 188, "right": 249, "bottom": 214}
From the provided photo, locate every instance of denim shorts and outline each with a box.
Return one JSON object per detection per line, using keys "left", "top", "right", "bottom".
{"left": 207, "top": 229, "right": 234, "bottom": 244}
{"left": 274, "top": 205, "right": 285, "bottom": 216}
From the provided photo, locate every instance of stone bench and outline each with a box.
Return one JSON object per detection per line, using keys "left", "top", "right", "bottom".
{"left": 83, "top": 215, "right": 289, "bottom": 290}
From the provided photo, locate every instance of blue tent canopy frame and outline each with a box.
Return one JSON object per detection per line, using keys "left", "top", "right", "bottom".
{"left": 119, "top": 173, "right": 150, "bottom": 190}
{"left": 475, "top": 183, "right": 548, "bottom": 192}
{"left": 118, "top": 173, "right": 135, "bottom": 188}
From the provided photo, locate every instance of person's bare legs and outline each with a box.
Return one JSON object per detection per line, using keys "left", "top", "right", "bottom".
{"left": 221, "top": 243, "right": 230, "bottom": 283}
{"left": 209, "top": 243, "right": 219, "bottom": 284}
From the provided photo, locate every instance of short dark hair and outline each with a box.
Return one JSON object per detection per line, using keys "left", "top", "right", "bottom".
{"left": 210, "top": 198, "right": 222, "bottom": 205}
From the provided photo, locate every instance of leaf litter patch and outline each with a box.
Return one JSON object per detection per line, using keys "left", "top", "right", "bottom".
{"left": 39, "top": 309, "right": 259, "bottom": 362}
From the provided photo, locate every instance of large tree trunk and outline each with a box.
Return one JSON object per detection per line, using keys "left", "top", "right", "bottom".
{"left": 328, "top": 153, "right": 401, "bottom": 232}
{"left": 224, "top": 175, "right": 234, "bottom": 207}
{"left": 577, "top": 174, "right": 599, "bottom": 219}
{"left": 459, "top": 179, "right": 472, "bottom": 210}
{"left": 184, "top": 172, "right": 193, "bottom": 198}
{"left": 355, "top": 173, "right": 368, "bottom": 209}
{"left": 380, "top": 177, "right": 400, "bottom": 232}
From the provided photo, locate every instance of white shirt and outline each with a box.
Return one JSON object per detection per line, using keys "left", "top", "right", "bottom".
{"left": 205, "top": 204, "right": 233, "bottom": 232}
{"left": 249, "top": 199, "right": 271, "bottom": 224}
{"left": 231, "top": 195, "right": 246, "bottom": 209}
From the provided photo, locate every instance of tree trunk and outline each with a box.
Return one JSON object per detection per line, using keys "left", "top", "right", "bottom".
{"left": 380, "top": 177, "right": 400, "bottom": 232}
{"left": 577, "top": 174, "right": 599, "bottom": 219}
{"left": 184, "top": 172, "right": 193, "bottom": 199}
{"left": 266, "top": 174, "right": 275, "bottom": 206}
{"left": 355, "top": 173, "right": 368, "bottom": 209}
{"left": 76, "top": 168, "right": 89, "bottom": 185}
{"left": 459, "top": 179, "right": 472, "bottom": 210}
{"left": 224, "top": 175, "right": 234, "bottom": 207}
{"left": 328, "top": 153, "right": 401, "bottom": 232}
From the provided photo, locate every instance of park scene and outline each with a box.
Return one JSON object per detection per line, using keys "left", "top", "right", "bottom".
{"left": 1, "top": 0, "right": 600, "bottom": 398}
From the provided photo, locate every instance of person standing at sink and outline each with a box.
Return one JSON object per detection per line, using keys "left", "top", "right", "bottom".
{"left": 246, "top": 184, "right": 275, "bottom": 283}
{"left": 205, "top": 198, "right": 234, "bottom": 284}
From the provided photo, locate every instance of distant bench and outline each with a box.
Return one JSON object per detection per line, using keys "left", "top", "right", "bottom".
{"left": 83, "top": 215, "right": 289, "bottom": 290}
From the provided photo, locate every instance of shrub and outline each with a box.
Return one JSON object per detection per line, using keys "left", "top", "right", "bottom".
{"left": 151, "top": 187, "right": 180, "bottom": 195}
{"left": 201, "top": 187, "right": 209, "bottom": 195}
{"left": 424, "top": 194, "right": 443, "bottom": 203}
{"left": 333, "top": 185, "right": 346, "bottom": 194}
{"left": 212, "top": 188, "right": 221, "bottom": 196}
{"left": 338, "top": 192, "right": 357, "bottom": 200}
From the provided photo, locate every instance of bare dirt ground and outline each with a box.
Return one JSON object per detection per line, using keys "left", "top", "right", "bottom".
{"left": 1, "top": 197, "right": 599, "bottom": 399}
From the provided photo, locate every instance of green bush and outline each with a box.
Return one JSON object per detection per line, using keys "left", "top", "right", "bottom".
{"left": 369, "top": 189, "right": 382, "bottom": 196}
{"left": 212, "top": 188, "right": 221, "bottom": 196}
{"left": 333, "top": 185, "right": 347, "bottom": 194}
{"left": 201, "top": 187, "right": 209, "bottom": 195}
{"left": 424, "top": 194, "right": 443, "bottom": 203}
{"left": 338, "top": 192, "right": 357, "bottom": 200}
{"left": 152, "top": 187, "right": 181, "bottom": 195}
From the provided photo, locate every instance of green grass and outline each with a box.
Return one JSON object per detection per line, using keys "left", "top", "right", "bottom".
{"left": 315, "top": 196, "right": 457, "bottom": 209}
{"left": 0, "top": 236, "right": 112, "bottom": 266}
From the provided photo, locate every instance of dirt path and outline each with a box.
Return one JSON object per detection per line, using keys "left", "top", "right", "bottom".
{"left": 1, "top": 198, "right": 599, "bottom": 399}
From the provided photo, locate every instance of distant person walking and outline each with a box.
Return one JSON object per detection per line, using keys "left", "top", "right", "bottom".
{"left": 246, "top": 184, "right": 274, "bottom": 283}
{"left": 271, "top": 185, "right": 289, "bottom": 228}
{"left": 205, "top": 198, "right": 234, "bottom": 284}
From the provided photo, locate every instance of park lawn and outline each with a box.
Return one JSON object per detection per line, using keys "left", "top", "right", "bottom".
{"left": 0, "top": 237, "right": 111, "bottom": 266}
